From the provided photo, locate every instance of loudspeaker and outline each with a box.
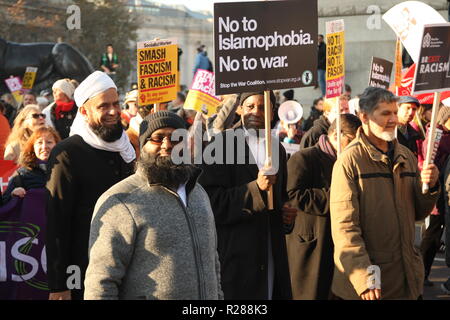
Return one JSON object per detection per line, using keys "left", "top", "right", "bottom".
{"left": 278, "top": 100, "right": 303, "bottom": 124}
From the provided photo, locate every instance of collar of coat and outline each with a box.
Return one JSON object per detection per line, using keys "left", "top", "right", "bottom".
{"left": 355, "top": 127, "right": 409, "bottom": 168}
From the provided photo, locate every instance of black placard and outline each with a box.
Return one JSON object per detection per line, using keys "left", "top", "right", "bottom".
{"left": 214, "top": 0, "right": 318, "bottom": 95}
{"left": 413, "top": 23, "right": 450, "bottom": 94}
{"left": 368, "top": 57, "right": 393, "bottom": 89}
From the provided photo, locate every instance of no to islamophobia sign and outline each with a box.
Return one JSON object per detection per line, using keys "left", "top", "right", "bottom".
{"left": 214, "top": 0, "right": 318, "bottom": 95}
{"left": 137, "top": 39, "right": 178, "bottom": 105}
{"left": 413, "top": 23, "right": 450, "bottom": 94}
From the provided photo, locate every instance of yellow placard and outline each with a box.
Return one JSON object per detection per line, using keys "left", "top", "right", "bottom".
{"left": 12, "top": 91, "right": 23, "bottom": 104}
{"left": 184, "top": 69, "right": 221, "bottom": 117}
{"left": 184, "top": 91, "right": 220, "bottom": 117}
{"left": 137, "top": 40, "right": 178, "bottom": 106}
{"left": 22, "top": 67, "right": 38, "bottom": 90}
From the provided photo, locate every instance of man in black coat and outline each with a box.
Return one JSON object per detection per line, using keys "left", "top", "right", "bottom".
{"left": 302, "top": 97, "right": 324, "bottom": 132}
{"left": 317, "top": 34, "right": 326, "bottom": 96}
{"left": 286, "top": 114, "right": 361, "bottom": 300}
{"left": 45, "top": 71, "right": 135, "bottom": 300}
{"left": 199, "top": 92, "right": 296, "bottom": 300}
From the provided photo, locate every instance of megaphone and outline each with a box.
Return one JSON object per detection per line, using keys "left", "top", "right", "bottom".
{"left": 278, "top": 100, "right": 303, "bottom": 124}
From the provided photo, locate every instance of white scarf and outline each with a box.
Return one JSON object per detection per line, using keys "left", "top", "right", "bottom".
{"left": 70, "top": 111, "right": 136, "bottom": 163}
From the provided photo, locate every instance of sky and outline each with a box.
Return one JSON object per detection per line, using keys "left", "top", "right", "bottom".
{"left": 162, "top": 0, "right": 261, "bottom": 13}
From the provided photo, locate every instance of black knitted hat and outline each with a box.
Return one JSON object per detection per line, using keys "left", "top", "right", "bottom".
{"left": 139, "top": 111, "right": 186, "bottom": 149}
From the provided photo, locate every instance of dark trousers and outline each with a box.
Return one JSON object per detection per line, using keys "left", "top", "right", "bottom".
{"left": 420, "top": 214, "right": 445, "bottom": 278}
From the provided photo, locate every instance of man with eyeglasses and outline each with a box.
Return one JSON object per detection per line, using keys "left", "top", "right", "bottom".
{"left": 45, "top": 71, "right": 135, "bottom": 300}
{"left": 84, "top": 111, "right": 223, "bottom": 300}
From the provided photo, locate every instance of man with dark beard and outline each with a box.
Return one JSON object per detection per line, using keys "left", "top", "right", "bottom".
{"left": 45, "top": 71, "right": 135, "bottom": 300}
{"left": 84, "top": 111, "right": 223, "bottom": 300}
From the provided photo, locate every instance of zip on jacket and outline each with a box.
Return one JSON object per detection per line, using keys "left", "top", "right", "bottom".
{"left": 160, "top": 185, "right": 207, "bottom": 299}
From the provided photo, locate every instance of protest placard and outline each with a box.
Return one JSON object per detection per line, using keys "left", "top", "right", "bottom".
{"left": 137, "top": 39, "right": 178, "bottom": 106}
{"left": 0, "top": 160, "right": 18, "bottom": 193}
{"left": 368, "top": 57, "right": 393, "bottom": 89}
{"left": 0, "top": 189, "right": 49, "bottom": 300}
{"left": 184, "top": 69, "right": 221, "bottom": 117}
{"left": 281, "top": 142, "right": 300, "bottom": 157}
{"left": 383, "top": 1, "right": 445, "bottom": 64}
{"left": 412, "top": 23, "right": 450, "bottom": 94}
{"left": 411, "top": 23, "right": 450, "bottom": 193}
{"left": 214, "top": 0, "right": 317, "bottom": 95}
{"left": 21, "top": 67, "right": 38, "bottom": 92}
{"left": 394, "top": 38, "right": 402, "bottom": 93}
{"left": 396, "top": 63, "right": 450, "bottom": 104}
{"left": 326, "top": 19, "right": 345, "bottom": 98}
{"left": 4, "top": 76, "right": 23, "bottom": 104}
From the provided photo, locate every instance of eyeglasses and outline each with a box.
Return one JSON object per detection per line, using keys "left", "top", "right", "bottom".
{"left": 147, "top": 135, "right": 183, "bottom": 145}
{"left": 29, "top": 113, "right": 46, "bottom": 119}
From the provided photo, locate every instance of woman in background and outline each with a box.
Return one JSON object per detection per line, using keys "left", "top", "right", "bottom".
{"left": 4, "top": 105, "right": 46, "bottom": 162}
{"left": 2, "top": 126, "right": 61, "bottom": 204}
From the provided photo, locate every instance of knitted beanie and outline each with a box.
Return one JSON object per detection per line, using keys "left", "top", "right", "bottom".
{"left": 239, "top": 91, "right": 276, "bottom": 107}
{"left": 53, "top": 79, "right": 76, "bottom": 100}
{"left": 139, "top": 111, "right": 186, "bottom": 148}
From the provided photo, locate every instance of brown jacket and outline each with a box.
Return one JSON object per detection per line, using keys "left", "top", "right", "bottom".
{"left": 330, "top": 128, "right": 439, "bottom": 300}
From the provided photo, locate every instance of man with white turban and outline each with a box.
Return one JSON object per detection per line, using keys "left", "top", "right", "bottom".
{"left": 42, "top": 78, "right": 78, "bottom": 139}
{"left": 46, "top": 71, "right": 135, "bottom": 300}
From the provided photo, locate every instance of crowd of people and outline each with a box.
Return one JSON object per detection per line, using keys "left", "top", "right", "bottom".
{"left": 0, "top": 61, "right": 450, "bottom": 301}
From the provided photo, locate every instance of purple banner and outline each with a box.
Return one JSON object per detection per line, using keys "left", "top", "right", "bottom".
{"left": 0, "top": 188, "right": 48, "bottom": 300}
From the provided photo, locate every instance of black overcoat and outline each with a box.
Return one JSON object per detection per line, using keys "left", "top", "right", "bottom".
{"left": 199, "top": 125, "right": 292, "bottom": 300}
{"left": 286, "top": 144, "right": 335, "bottom": 300}
{"left": 45, "top": 135, "right": 134, "bottom": 299}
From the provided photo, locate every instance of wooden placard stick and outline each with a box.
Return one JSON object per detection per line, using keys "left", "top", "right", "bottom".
{"left": 336, "top": 96, "right": 342, "bottom": 156}
{"left": 422, "top": 91, "right": 441, "bottom": 194}
{"left": 264, "top": 90, "right": 274, "bottom": 210}
{"left": 154, "top": 103, "right": 160, "bottom": 113}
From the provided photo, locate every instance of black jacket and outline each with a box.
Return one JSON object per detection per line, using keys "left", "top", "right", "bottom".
{"left": 286, "top": 144, "right": 335, "bottom": 299}
{"left": 45, "top": 135, "right": 134, "bottom": 299}
{"left": 300, "top": 115, "right": 330, "bottom": 149}
{"left": 198, "top": 126, "right": 292, "bottom": 300}
{"left": 318, "top": 42, "right": 326, "bottom": 70}
{"left": 302, "top": 107, "right": 323, "bottom": 132}
{"left": 396, "top": 124, "right": 422, "bottom": 157}
{"left": 2, "top": 166, "right": 47, "bottom": 204}
{"left": 49, "top": 102, "right": 78, "bottom": 139}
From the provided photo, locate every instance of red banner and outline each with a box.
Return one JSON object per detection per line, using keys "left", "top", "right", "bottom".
{"left": 395, "top": 63, "right": 450, "bottom": 104}
{"left": 0, "top": 160, "right": 19, "bottom": 193}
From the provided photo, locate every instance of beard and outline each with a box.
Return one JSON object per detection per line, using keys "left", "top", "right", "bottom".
{"left": 137, "top": 151, "right": 195, "bottom": 189}
{"left": 89, "top": 121, "right": 123, "bottom": 142}
{"left": 375, "top": 130, "right": 396, "bottom": 142}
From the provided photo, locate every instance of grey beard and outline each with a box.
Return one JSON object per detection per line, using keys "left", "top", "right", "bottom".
{"left": 89, "top": 121, "right": 123, "bottom": 142}
{"left": 137, "top": 151, "right": 195, "bottom": 189}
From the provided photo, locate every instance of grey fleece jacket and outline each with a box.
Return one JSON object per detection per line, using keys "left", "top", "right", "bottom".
{"left": 84, "top": 169, "right": 223, "bottom": 300}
